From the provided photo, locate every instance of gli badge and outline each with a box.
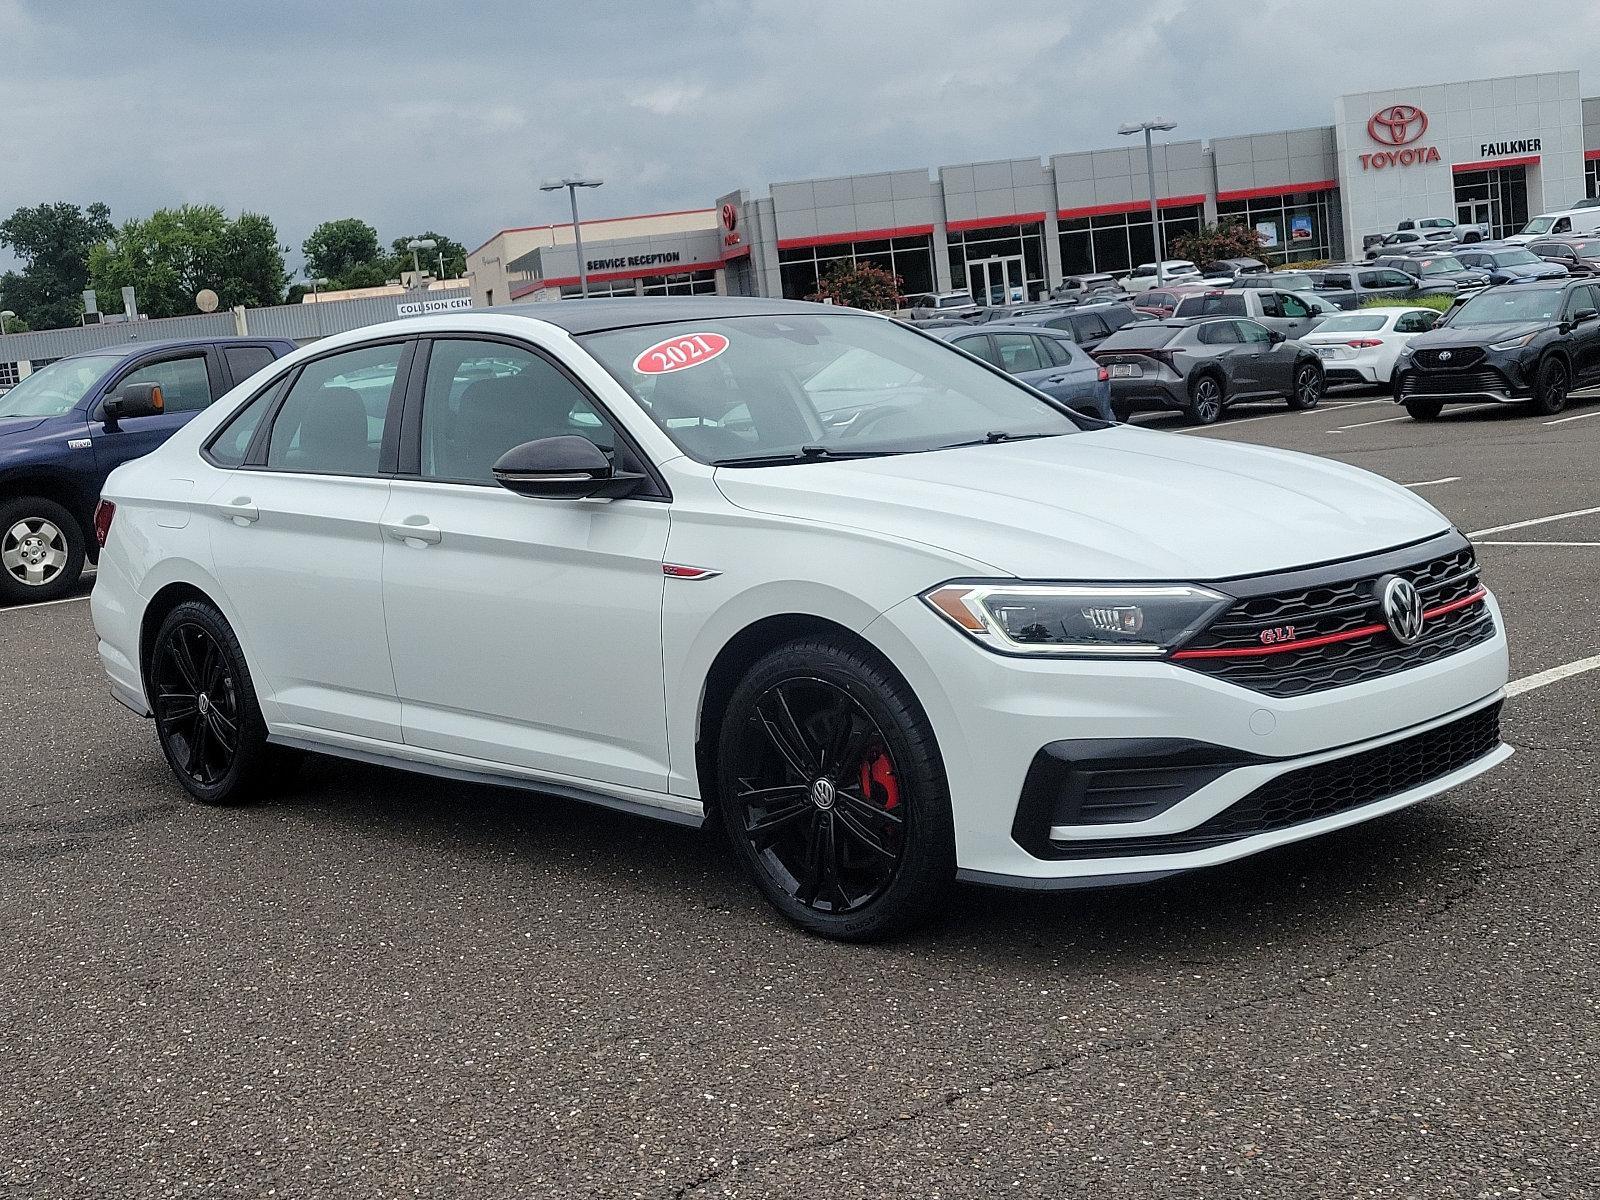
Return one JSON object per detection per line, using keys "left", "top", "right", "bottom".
{"left": 1378, "top": 575, "right": 1426, "bottom": 644}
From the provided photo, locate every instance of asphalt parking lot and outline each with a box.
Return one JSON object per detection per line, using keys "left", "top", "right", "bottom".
{"left": 2, "top": 391, "right": 1596, "bottom": 1199}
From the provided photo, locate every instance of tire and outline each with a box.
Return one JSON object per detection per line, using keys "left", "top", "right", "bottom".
{"left": 1287, "top": 361, "right": 1323, "bottom": 410}
{"left": 1530, "top": 356, "right": 1570, "bottom": 416}
{"left": 149, "top": 599, "right": 287, "bottom": 805}
{"left": 1185, "top": 373, "right": 1224, "bottom": 425}
{"left": 1404, "top": 398, "right": 1444, "bottom": 421}
{"left": 0, "top": 496, "right": 85, "bottom": 605}
{"left": 716, "top": 636, "right": 955, "bottom": 941}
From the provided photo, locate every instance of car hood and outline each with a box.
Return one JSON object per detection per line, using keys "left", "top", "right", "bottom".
{"left": 1498, "top": 263, "right": 1567, "bottom": 279}
{"left": 712, "top": 427, "right": 1449, "bottom": 580}
{"left": 0, "top": 415, "right": 49, "bottom": 438}
{"left": 1411, "top": 321, "right": 1545, "bottom": 348}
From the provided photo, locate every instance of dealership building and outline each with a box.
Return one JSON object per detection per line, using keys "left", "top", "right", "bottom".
{"left": 477, "top": 70, "right": 1600, "bottom": 307}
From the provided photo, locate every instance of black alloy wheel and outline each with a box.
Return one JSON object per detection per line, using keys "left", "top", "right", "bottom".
{"left": 1531, "top": 356, "right": 1569, "bottom": 416}
{"left": 718, "top": 639, "right": 954, "bottom": 940}
{"left": 1288, "top": 362, "right": 1323, "bottom": 410}
{"left": 1187, "top": 374, "right": 1223, "bottom": 425}
{"left": 1404, "top": 397, "right": 1444, "bottom": 421}
{"left": 150, "top": 600, "right": 285, "bottom": 805}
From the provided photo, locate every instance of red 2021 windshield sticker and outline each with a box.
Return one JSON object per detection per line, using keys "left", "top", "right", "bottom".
{"left": 633, "top": 331, "right": 730, "bottom": 375}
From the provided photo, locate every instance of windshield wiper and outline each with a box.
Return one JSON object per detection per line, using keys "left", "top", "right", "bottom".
{"left": 936, "top": 430, "right": 1065, "bottom": 451}
{"left": 712, "top": 446, "right": 904, "bottom": 468}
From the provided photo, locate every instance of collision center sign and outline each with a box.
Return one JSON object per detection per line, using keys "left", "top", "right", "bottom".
{"left": 397, "top": 296, "right": 473, "bottom": 316}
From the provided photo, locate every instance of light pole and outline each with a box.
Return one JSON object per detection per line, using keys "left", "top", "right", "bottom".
{"left": 0, "top": 310, "right": 14, "bottom": 336}
{"left": 1118, "top": 120, "right": 1178, "bottom": 287}
{"left": 406, "top": 238, "right": 437, "bottom": 281}
{"left": 539, "top": 177, "right": 604, "bottom": 298}
{"left": 309, "top": 276, "right": 330, "bottom": 338}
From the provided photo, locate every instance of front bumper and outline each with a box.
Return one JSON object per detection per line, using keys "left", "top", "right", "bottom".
{"left": 865, "top": 589, "right": 1510, "bottom": 889}
{"left": 1394, "top": 350, "right": 1536, "bottom": 405}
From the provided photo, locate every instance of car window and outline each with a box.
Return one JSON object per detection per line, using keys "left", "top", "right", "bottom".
{"left": 116, "top": 354, "right": 213, "bottom": 414}
{"left": 991, "top": 334, "right": 1046, "bottom": 373}
{"left": 1563, "top": 285, "right": 1600, "bottom": 319}
{"left": 265, "top": 342, "right": 403, "bottom": 475}
{"left": 1256, "top": 293, "right": 1283, "bottom": 318}
{"left": 1450, "top": 289, "right": 1565, "bottom": 326}
{"left": 951, "top": 334, "right": 1000, "bottom": 366}
{"left": 0, "top": 352, "right": 122, "bottom": 418}
{"left": 1319, "top": 272, "right": 1353, "bottom": 290}
{"left": 207, "top": 379, "right": 285, "bottom": 468}
{"left": 1071, "top": 313, "right": 1111, "bottom": 339}
{"left": 1397, "top": 311, "right": 1438, "bottom": 333}
{"left": 419, "top": 338, "right": 618, "bottom": 484}
{"left": 1197, "top": 321, "right": 1241, "bottom": 345}
{"left": 1278, "top": 293, "right": 1310, "bottom": 318}
{"left": 223, "top": 345, "right": 278, "bottom": 384}
{"left": 1038, "top": 335, "right": 1074, "bottom": 367}
{"left": 1555, "top": 218, "right": 1572, "bottom": 234}
{"left": 1235, "top": 320, "right": 1273, "bottom": 344}
{"left": 1175, "top": 294, "right": 1246, "bottom": 318}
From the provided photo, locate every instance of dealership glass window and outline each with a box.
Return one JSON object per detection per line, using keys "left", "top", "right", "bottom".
{"left": 1057, "top": 204, "right": 1203, "bottom": 278}
{"left": 1588, "top": 159, "right": 1600, "bottom": 200}
{"left": 1453, "top": 166, "right": 1530, "bottom": 241}
{"left": 559, "top": 280, "right": 640, "bottom": 299}
{"left": 1214, "top": 191, "right": 1336, "bottom": 264}
{"left": 0, "top": 362, "right": 19, "bottom": 391}
{"left": 777, "top": 234, "right": 935, "bottom": 301}
{"left": 640, "top": 270, "right": 719, "bottom": 297}
{"left": 946, "top": 222, "right": 1048, "bottom": 301}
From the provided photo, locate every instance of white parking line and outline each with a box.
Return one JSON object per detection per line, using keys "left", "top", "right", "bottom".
{"left": 1403, "top": 477, "right": 1461, "bottom": 488}
{"left": 1333, "top": 413, "right": 1410, "bottom": 431}
{"left": 3, "top": 593, "right": 91, "bottom": 612}
{"left": 1467, "top": 506, "right": 1600, "bottom": 538}
{"left": 1475, "top": 540, "right": 1600, "bottom": 547}
{"left": 1543, "top": 409, "right": 1600, "bottom": 426}
{"left": 1508, "top": 653, "right": 1600, "bottom": 697}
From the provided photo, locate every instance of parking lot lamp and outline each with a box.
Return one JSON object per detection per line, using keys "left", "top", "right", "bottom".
{"left": 406, "top": 238, "right": 437, "bottom": 280}
{"left": 539, "top": 177, "right": 605, "bottom": 298}
{"left": 309, "top": 276, "right": 330, "bottom": 338}
{"left": 1118, "top": 120, "right": 1178, "bottom": 286}
{"left": 0, "top": 310, "right": 14, "bottom": 336}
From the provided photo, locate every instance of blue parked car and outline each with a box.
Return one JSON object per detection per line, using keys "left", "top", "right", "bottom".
{"left": 1453, "top": 243, "right": 1570, "bottom": 284}
{"left": 929, "top": 323, "right": 1113, "bottom": 421}
{"left": 0, "top": 336, "right": 295, "bottom": 603}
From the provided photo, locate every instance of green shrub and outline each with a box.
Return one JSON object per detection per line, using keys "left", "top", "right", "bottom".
{"left": 1359, "top": 293, "right": 1455, "bottom": 312}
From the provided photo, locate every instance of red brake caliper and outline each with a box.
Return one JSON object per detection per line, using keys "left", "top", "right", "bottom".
{"left": 859, "top": 749, "right": 900, "bottom": 811}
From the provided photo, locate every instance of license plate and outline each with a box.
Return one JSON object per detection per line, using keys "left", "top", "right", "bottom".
{"left": 1111, "top": 363, "right": 1141, "bottom": 377}
{"left": 1314, "top": 346, "right": 1335, "bottom": 357}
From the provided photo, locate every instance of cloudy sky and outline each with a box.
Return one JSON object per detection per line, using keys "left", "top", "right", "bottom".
{"left": 1, "top": 0, "right": 1593, "bottom": 273}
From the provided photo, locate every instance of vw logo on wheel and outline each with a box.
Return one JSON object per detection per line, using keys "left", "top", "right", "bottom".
{"left": 1379, "top": 575, "right": 1426, "bottom": 644}
{"left": 1368, "top": 104, "right": 1428, "bottom": 147}
{"left": 809, "top": 777, "right": 837, "bottom": 809}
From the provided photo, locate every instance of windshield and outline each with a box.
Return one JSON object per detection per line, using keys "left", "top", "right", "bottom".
{"left": 1449, "top": 289, "right": 1564, "bottom": 326}
{"left": 1312, "top": 314, "right": 1387, "bottom": 333}
{"left": 0, "top": 354, "right": 122, "bottom": 418}
{"left": 1415, "top": 256, "right": 1467, "bottom": 276}
{"left": 1520, "top": 218, "right": 1556, "bottom": 235}
{"left": 1490, "top": 249, "right": 1542, "bottom": 266}
{"left": 1267, "top": 273, "right": 1314, "bottom": 291}
{"left": 1175, "top": 294, "right": 1245, "bottom": 316}
{"left": 935, "top": 293, "right": 973, "bottom": 308}
{"left": 580, "top": 314, "right": 1080, "bottom": 465}
{"left": 1575, "top": 241, "right": 1600, "bottom": 259}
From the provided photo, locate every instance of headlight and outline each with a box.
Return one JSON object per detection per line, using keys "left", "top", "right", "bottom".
{"left": 1489, "top": 332, "right": 1537, "bottom": 350}
{"left": 923, "top": 582, "right": 1230, "bottom": 658}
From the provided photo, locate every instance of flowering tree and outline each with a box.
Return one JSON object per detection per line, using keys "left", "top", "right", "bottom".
{"left": 807, "top": 261, "right": 904, "bottom": 311}
{"left": 1170, "top": 222, "right": 1268, "bottom": 266}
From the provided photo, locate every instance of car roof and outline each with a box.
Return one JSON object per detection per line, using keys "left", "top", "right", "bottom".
{"left": 61, "top": 335, "right": 285, "bottom": 363}
{"left": 478, "top": 296, "right": 856, "bottom": 335}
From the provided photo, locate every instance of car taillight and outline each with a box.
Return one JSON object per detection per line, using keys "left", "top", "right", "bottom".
{"left": 1097, "top": 366, "right": 1110, "bottom": 382}
{"left": 93, "top": 499, "right": 116, "bottom": 548}
{"left": 1345, "top": 339, "right": 1383, "bottom": 348}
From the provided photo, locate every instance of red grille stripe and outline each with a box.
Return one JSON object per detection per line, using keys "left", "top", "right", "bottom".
{"left": 1171, "top": 588, "right": 1486, "bottom": 661}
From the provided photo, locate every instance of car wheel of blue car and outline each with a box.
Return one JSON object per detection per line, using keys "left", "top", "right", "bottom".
{"left": 0, "top": 496, "right": 85, "bottom": 605}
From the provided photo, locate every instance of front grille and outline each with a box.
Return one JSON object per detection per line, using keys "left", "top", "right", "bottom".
{"left": 1414, "top": 347, "right": 1485, "bottom": 370}
{"left": 1400, "top": 368, "right": 1508, "bottom": 396}
{"left": 1177, "top": 543, "right": 1494, "bottom": 697}
{"left": 1050, "top": 702, "right": 1502, "bottom": 858}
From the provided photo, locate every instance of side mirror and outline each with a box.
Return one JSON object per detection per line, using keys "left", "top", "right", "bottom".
{"left": 1268, "top": 330, "right": 1285, "bottom": 344}
{"left": 103, "top": 382, "right": 165, "bottom": 426}
{"left": 491, "top": 435, "right": 644, "bottom": 500}
{"left": 1576, "top": 308, "right": 1599, "bottom": 324}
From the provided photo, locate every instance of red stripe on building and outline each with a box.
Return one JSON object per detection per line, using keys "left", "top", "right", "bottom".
{"left": 1057, "top": 194, "right": 1207, "bottom": 220}
{"left": 1215, "top": 179, "right": 1338, "bottom": 203}
{"left": 946, "top": 211, "right": 1047, "bottom": 233}
{"left": 775, "top": 224, "right": 936, "bottom": 250}
{"left": 509, "top": 258, "right": 726, "bottom": 297}
{"left": 1586, "top": 149, "right": 1600, "bottom": 161}
{"left": 1452, "top": 156, "right": 1540, "bottom": 173}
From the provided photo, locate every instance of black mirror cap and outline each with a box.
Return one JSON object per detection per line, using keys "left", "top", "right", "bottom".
{"left": 103, "top": 381, "right": 165, "bottom": 424}
{"left": 1268, "top": 330, "right": 1286, "bottom": 343}
{"left": 1577, "top": 308, "right": 1599, "bottom": 324}
{"left": 491, "top": 435, "right": 644, "bottom": 500}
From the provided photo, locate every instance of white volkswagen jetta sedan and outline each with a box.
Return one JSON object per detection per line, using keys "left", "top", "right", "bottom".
{"left": 91, "top": 298, "right": 1510, "bottom": 940}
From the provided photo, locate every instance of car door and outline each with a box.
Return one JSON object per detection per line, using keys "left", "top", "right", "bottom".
{"left": 91, "top": 347, "right": 223, "bottom": 485}
{"left": 1562, "top": 283, "right": 1600, "bottom": 385}
{"left": 1235, "top": 319, "right": 1287, "bottom": 394}
{"left": 379, "top": 335, "right": 672, "bottom": 795}
{"left": 1275, "top": 291, "right": 1317, "bottom": 339}
{"left": 1196, "top": 319, "right": 1254, "bottom": 392}
{"left": 206, "top": 338, "right": 410, "bottom": 742}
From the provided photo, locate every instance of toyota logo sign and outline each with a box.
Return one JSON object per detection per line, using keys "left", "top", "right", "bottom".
{"left": 1368, "top": 104, "right": 1428, "bottom": 147}
{"left": 721, "top": 203, "right": 738, "bottom": 232}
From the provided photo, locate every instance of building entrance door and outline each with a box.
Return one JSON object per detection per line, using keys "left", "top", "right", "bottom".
{"left": 968, "top": 256, "right": 1026, "bottom": 306}
{"left": 1456, "top": 200, "right": 1492, "bottom": 243}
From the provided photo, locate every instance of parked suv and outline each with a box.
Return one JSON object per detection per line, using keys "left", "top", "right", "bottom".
{"left": 1372, "top": 253, "right": 1491, "bottom": 297}
{"left": 905, "top": 291, "right": 981, "bottom": 321}
{"left": 1172, "top": 288, "right": 1322, "bottom": 340}
{"left": 0, "top": 337, "right": 295, "bottom": 603}
{"left": 1364, "top": 229, "right": 1455, "bottom": 258}
{"left": 1050, "top": 274, "right": 1122, "bottom": 303}
{"left": 1092, "top": 316, "right": 1324, "bottom": 424}
{"left": 1004, "top": 301, "right": 1146, "bottom": 352}
{"left": 1452, "top": 244, "right": 1568, "bottom": 284}
{"left": 1527, "top": 236, "right": 1600, "bottom": 276}
{"left": 1392, "top": 279, "right": 1600, "bottom": 419}
{"left": 931, "top": 324, "right": 1113, "bottom": 420}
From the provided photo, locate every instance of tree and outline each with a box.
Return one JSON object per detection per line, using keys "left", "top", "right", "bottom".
{"left": 806, "top": 261, "right": 903, "bottom": 311}
{"left": 390, "top": 231, "right": 468, "bottom": 280}
{"left": 0, "top": 201, "right": 114, "bottom": 330}
{"left": 1170, "top": 221, "right": 1267, "bottom": 267}
{"left": 302, "top": 218, "right": 382, "bottom": 283}
{"left": 88, "top": 205, "right": 289, "bottom": 318}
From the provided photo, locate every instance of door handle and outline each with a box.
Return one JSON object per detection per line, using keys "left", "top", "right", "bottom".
{"left": 383, "top": 518, "right": 442, "bottom": 546}
{"left": 217, "top": 498, "right": 258, "bottom": 525}
{"left": 1043, "top": 374, "right": 1069, "bottom": 384}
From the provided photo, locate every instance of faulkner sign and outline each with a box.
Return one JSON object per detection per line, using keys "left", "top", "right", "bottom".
{"left": 586, "top": 251, "right": 681, "bottom": 272}
{"left": 1480, "top": 137, "right": 1541, "bottom": 158}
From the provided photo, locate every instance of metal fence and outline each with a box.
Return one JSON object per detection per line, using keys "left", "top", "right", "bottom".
{"left": 0, "top": 288, "right": 474, "bottom": 368}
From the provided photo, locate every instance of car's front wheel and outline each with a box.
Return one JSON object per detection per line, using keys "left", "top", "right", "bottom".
{"left": 0, "top": 496, "right": 85, "bottom": 605}
{"left": 716, "top": 636, "right": 955, "bottom": 941}
{"left": 1186, "top": 374, "right": 1224, "bottom": 425}
{"left": 150, "top": 599, "right": 287, "bottom": 805}
{"left": 1404, "top": 398, "right": 1444, "bottom": 421}
{"left": 1287, "top": 362, "right": 1323, "bottom": 410}
{"left": 1531, "top": 356, "right": 1569, "bottom": 416}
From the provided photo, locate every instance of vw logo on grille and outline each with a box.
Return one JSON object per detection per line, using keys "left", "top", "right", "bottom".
{"left": 1379, "top": 576, "right": 1426, "bottom": 645}
{"left": 809, "top": 777, "right": 837, "bottom": 809}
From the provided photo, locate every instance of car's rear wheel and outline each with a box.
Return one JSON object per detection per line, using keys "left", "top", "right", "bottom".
{"left": 1186, "top": 374, "right": 1224, "bottom": 425}
{"left": 716, "top": 637, "right": 954, "bottom": 941}
{"left": 1287, "top": 362, "right": 1323, "bottom": 410}
{"left": 1531, "top": 357, "right": 1569, "bottom": 416}
{"left": 1404, "top": 398, "right": 1444, "bottom": 421}
{"left": 150, "top": 600, "right": 287, "bottom": 806}
{"left": 0, "top": 496, "right": 85, "bottom": 605}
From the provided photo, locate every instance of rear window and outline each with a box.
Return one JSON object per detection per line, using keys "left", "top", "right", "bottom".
{"left": 1312, "top": 314, "right": 1387, "bottom": 333}
{"left": 1174, "top": 294, "right": 1246, "bottom": 317}
{"left": 1098, "top": 325, "right": 1182, "bottom": 351}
